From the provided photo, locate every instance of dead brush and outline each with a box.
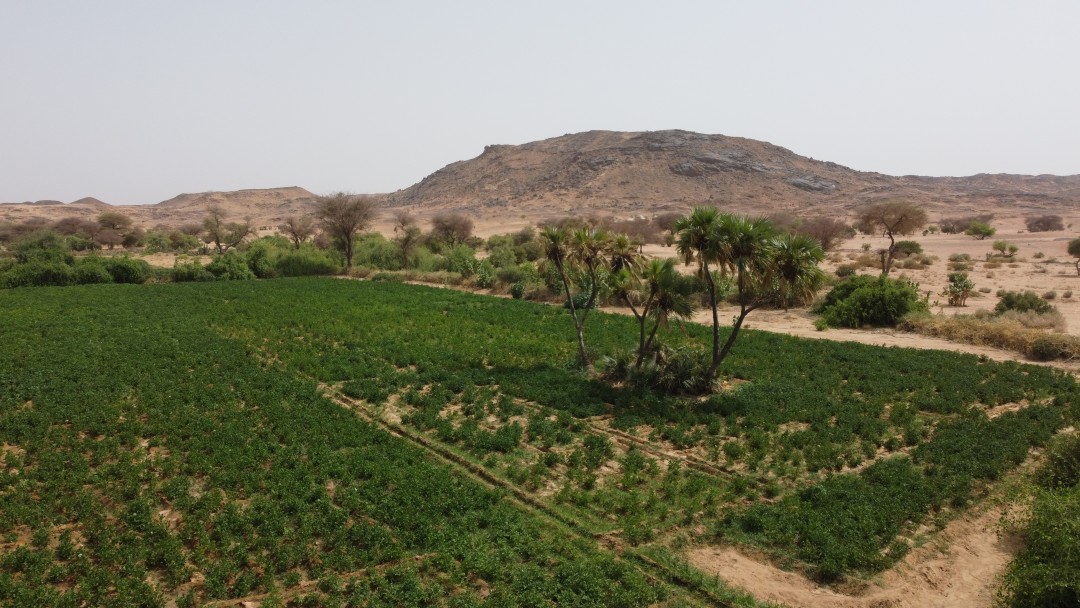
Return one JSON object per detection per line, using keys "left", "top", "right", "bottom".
{"left": 900, "top": 311, "right": 1079, "bottom": 361}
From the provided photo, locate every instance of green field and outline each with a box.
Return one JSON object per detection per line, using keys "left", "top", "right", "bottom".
{"left": 1, "top": 278, "right": 1076, "bottom": 606}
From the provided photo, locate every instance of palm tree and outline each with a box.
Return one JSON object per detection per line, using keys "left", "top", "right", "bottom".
{"left": 636, "top": 258, "right": 696, "bottom": 367}
{"left": 675, "top": 210, "right": 825, "bottom": 384}
{"left": 541, "top": 225, "right": 600, "bottom": 368}
{"left": 770, "top": 233, "right": 826, "bottom": 311}
{"left": 707, "top": 214, "right": 776, "bottom": 380}
{"left": 609, "top": 233, "right": 641, "bottom": 273}
{"left": 675, "top": 208, "right": 724, "bottom": 370}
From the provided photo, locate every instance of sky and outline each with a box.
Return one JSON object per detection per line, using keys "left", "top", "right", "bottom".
{"left": 2, "top": 1, "right": 1079, "bottom": 205}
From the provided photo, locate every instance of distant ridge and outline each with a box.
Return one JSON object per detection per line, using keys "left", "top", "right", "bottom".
{"left": 3, "top": 131, "right": 1079, "bottom": 229}
{"left": 386, "top": 129, "right": 1080, "bottom": 218}
{"left": 68, "top": 197, "right": 112, "bottom": 208}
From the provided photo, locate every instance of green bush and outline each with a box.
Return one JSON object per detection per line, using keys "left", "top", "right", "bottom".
{"left": 1038, "top": 433, "right": 1080, "bottom": 490}
{"left": 496, "top": 265, "right": 528, "bottom": 285}
{"left": 814, "top": 275, "right": 927, "bottom": 328}
{"left": 486, "top": 245, "right": 518, "bottom": 269}
{"left": 353, "top": 233, "right": 402, "bottom": 270}
{"left": 244, "top": 242, "right": 277, "bottom": 279}
{"left": 206, "top": 251, "right": 256, "bottom": 281}
{"left": 67, "top": 235, "right": 98, "bottom": 252}
{"left": 995, "top": 290, "right": 1055, "bottom": 315}
{"left": 103, "top": 257, "right": 151, "bottom": 284}
{"left": 475, "top": 260, "right": 496, "bottom": 288}
{"left": 443, "top": 245, "right": 480, "bottom": 277}
{"left": 12, "top": 230, "right": 73, "bottom": 264}
{"left": 172, "top": 258, "right": 215, "bottom": 282}
{"left": 73, "top": 258, "right": 114, "bottom": 285}
{"left": 275, "top": 249, "right": 338, "bottom": 277}
{"left": 835, "top": 263, "right": 858, "bottom": 278}
{"left": 1, "top": 260, "right": 75, "bottom": 288}
{"left": 510, "top": 282, "right": 526, "bottom": 299}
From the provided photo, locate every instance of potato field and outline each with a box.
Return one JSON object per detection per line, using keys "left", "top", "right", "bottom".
{"left": 1, "top": 278, "right": 1076, "bottom": 607}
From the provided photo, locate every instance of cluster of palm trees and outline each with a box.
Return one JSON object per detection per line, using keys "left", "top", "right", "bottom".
{"left": 541, "top": 207, "right": 826, "bottom": 389}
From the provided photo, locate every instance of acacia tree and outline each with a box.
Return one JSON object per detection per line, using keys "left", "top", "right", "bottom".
{"left": 392, "top": 211, "right": 422, "bottom": 268}
{"left": 965, "top": 221, "right": 996, "bottom": 240}
{"left": 1068, "top": 238, "right": 1080, "bottom": 276}
{"left": 855, "top": 202, "right": 927, "bottom": 274}
{"left": 279, "top": 216, "right": 316, "bottom": 249}
{"left": 52, "top": 217, "right": 98, "bottom": 238}
{"left": 315, "top": 192, "right": 376, "bottom": 269}
{"left": 96, "top": 211, "right": 136, "bottom": 249}
{"left": 430, "top": 213, "right": 474, "bottom": 248}
{"left": 796, "top": 217, "right": 852, "bottom": 252}
{"left": 202, "top": 205, "right": 253, "bottom": 254}
{"left": 97, "top": 211, "right": 133, "bottom": 233}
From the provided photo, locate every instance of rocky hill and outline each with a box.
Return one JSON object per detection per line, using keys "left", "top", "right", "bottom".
{"left": 3, "top": 130, "right": 1079, "bottom": 231}
{"left": 387, "top": 130, "right": 1080, "bottom": 220}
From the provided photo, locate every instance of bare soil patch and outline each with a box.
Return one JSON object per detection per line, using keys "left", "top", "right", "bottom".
{"left": 689, "top": 504, "right": 1017, "bottom": 608}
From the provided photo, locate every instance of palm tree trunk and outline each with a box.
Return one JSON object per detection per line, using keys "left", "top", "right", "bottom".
{"left": 641, "top": 317, "right": 663, "bottom": 366}
{"left": 702, "top": 260, "right": 721, "bottom": 367}
{"left": 706, "top": 303, "right": 752, "bottom": 381}
{"left": 556, "top": 259, "right": 589, "bottom": 368}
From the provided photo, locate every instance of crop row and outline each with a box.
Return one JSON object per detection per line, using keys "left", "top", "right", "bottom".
{"left": 3, "top": 277, "right": 1075, "bottom": 595}
{"left": 0, "top": 282, "right": 698, "bottom": 606}
{"left": 206, "top": 279, "right": 1078, "bottom": 579}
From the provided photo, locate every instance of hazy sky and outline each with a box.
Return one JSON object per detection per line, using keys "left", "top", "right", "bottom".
{"left": 3, "top": 1, "right": 1078, "bottom": 205}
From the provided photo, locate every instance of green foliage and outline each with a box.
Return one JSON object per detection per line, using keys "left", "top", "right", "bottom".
{"left": 999, "top": 486, "right": 1080, "bottom": 607}
{"left": 171, "top": 258, "right": 215, "bottom": 282}
{"left": 486, "top": 245, "right": 518, "bottom": 269}
{"left": 964, "top": 221, "right": 996, "bottom": 239}
{"left": 510, "top": 282, "right": 526, "bottom": 299}
{"left": 815, "top": 275, "right": 928, "bottom": 327}
{"left": 353, "top": 233, "right": 403, "bottom": 270}
{"left": 724, "top": 458, "right": 930, "bottom": 581}
{"left": 1, "top": 278, "right": 1075, "bottom": 599}
{"left": 206, "top": 251, "right": 257, "bottom": 281}
{"left": 11, "top": 230, "right": 73, "bottom": 265}
{"left": 564, "top": 290, "right": 597, "bottom": 311}
{"left": 103, "top": 256, "right": 151, "bottom": 284}
{"left": 0, "top": 260, "right": 74, "bottom": 288}
{"left": 995, "top": 290, "right": 1055, "bottom": 315}
{"left": 1037, "top": 433, "right": 1080, "bottom": 490}
{"left": 474, "top": 260, "right": 496, "bottom": 288}
{"left": 72, "top": 257, "right": 114, "bottom": 285}
{"left": 0, "top": 280, "right": 674, "bottom": 607}
{"left": 442, "top": 244, "right": 481, "bottom": 277}
{"left": 892, "top": 240, "right": 923, "bottom": 256}
{"left": 274, "top": 248, "right": 338, "bottom": 277}
{"left": 941, "top": 272, "right": 974, "bottom": 306}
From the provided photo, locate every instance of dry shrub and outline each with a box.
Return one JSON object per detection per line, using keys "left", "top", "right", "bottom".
{"left": 901, "top": 312, "right": 1079, "bottom": 360}
{"left": 997, "top": 309, "right": 1068, "bottom": 331}
{"left": 402, "top": 270, "right": 464, "bottom": 286}
{"left": 856, "top": 253, "right": 880, "bottom": 268}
